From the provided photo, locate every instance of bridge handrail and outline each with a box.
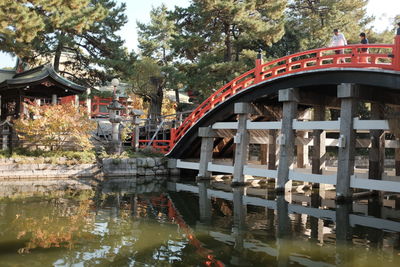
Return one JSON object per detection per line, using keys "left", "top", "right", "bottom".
{"left": 171, "top": 37, "right": 400, "bottom": 146}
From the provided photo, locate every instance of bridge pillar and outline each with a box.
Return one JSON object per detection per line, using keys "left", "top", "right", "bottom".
{"left": 232, "top": 103, "right": 252, "bottom": 185}
{"left": 268, "top": 129, "right": 278, "bottom": 170}
{"left": 277, "top": 88, "right": 299, "bottom": 192}
{"left": 336, "top": 83, "right": 359, "bottom": 201}
{"left": 260, "top": 143, "right": 268, "bottom": 165}
{"left": 369, "top": 102, "right": 384, "bottom": 180}
{"left": 197, "top": 127, "right": 217, "bottom": 180}
{"left": 296, "top": 131, "right": 309, "bottom": 168}
{"left": 312, "top": 105, "right": 327, "bottom": 188}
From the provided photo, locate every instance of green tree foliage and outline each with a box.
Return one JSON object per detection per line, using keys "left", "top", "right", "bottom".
{"left": 0, "top": 0, "right": 107, "bottom": 57}
{"left": 33, "top": 0, "right": 131, "bottom": 88}
{"left": 1, "top": 0, "right": 131, "bottom": 88}
{"left": 137, "top": 4, "right": 176, "bottom": 66}
{"left": 136, "top": 5, "right": 179, "bottom": 118}
{"left": 127, "top": 57, "right": 164, "bottom": 120}
{"left": 267, "top": 0, "right": 371, "bottom": 58}
{"left": 170, "top": 0, "right": 287, "bottom": 96}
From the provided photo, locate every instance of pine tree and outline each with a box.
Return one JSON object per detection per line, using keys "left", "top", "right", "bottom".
{"left": 1, "top": 0, "right": 130, "bottom": 88}
{"left": 267, "top": 0, "right": 371, "bottom": 58}
{"left": 46, "top": 0, "right": 130, "bottom": 87}
{"left": 136, "top": 5, "right": 180, "bottom": 121}
{"left": 0, "top": 0, "right": 107, "bottom": 57}
{"left": 171, "top": 0, "right": 287, "bottom": 96}
{"left": 128, "top": 57, "right": 165, "bottom": 123}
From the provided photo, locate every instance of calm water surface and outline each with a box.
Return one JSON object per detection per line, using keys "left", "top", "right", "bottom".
{"left": 0, "top": 178, "right": 400, "bottom": 266}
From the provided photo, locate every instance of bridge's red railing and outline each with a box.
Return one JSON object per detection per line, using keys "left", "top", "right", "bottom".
{"left": 170, "top": 36, "right": 400, "bottom": 149}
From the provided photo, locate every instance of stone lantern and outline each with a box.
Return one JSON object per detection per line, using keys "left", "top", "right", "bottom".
{"left": 108, "top": 78, "right": 124, "bottom": 153}
{"left": 130, "top": 109, "right": 144, "bottom": 152}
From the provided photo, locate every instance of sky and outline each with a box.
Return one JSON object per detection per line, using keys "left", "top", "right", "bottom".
{"left": 0, "top": 0, "right": 398, "bottom": 68}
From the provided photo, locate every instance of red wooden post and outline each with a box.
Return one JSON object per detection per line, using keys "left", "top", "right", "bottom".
{"left": 254, "top": 50, "right": 263, "bottom": 84}
{"left": 169, "top": 128, "right": 176, "bottom": 151}
{"left": 394, "top": 35, "right": 400, "bottom": 71}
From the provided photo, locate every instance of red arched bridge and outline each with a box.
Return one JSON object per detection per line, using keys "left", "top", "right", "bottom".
{"left": 156, "top": 36, "right": 400, "bottom": 157}
{"left": 150, "top": 37, "right": 400, "bottom": 200}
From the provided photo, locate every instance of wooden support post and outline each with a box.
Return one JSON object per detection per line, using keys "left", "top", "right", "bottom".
{"left": 394, "top": 106, "right": 400, "bottom": 176}
{"left": 51, "top": 94, "right": 57, "bottom": 105}
{"left": 396, "top": 148, "right": 400, "bottom": 176}
{"left": 260, "top": 144, "right": 268, "bottom": 165}
{"left": 296, "top": 131, "right": 309, "bottom": 168}
{"left": 197, "top": 127, "right": 216, "bottom": 180}
{"left": 86, "top": 88, "right": 91, "bottom": 116}
{"left": 277, "top": 88, "right": 298, "bottom": 192}
{"left": 336, "top": 83, "right": 358, "bottom": 201}
{"left": 74, "top": 95, "right": 79, "bottom": 107}
{"left": 369, "top": 103, "right": 384, "bottom": 180}
{"left": 268, "top": 129, "right": 277, "bottom": 170}
{"left": 233, "top": 103, "right": 251, "bottom": 185}
{"left": 312, "top": 105, "right": 326, "bottom": 175}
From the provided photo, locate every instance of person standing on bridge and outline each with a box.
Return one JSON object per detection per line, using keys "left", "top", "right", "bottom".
{"left": 397, "top": 22, "right": 400, "bottom": 35}
{"left": 330, "top": 29, "right": 347, "bottom": 63}
{"left": 359, "top": 32, "right": 369, "bottom": 63}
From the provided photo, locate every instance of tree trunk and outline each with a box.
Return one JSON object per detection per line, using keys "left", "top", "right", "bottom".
{"left": 53, "top": 41, "right": 63, "bottom": 72}
{"left": 148, "top": 84, "right": 164, "bottom": 126}
{"left": 224, "top": 24, "right": 232, "bottom": 62}
{"left": 174, "top": 89, "right": 180, "bottom": 104}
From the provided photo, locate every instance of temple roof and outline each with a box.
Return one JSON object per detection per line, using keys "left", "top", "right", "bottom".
{"left": 0, "top": 65, "right": 86, "bottom": 97}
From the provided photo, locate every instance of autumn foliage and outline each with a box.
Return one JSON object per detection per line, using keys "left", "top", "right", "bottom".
{"left": 14, "top": 103, "right": 96, "bottom": 151}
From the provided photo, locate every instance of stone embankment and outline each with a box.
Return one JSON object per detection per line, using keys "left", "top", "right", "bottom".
{"left": 0, "top": 157, "right": 178, "bottom": 195}
{"left": 102, "top": 157, "right": 169, "bottom": 177}
{"left": 0, "top": 157, "right": 177, "bottom": 181}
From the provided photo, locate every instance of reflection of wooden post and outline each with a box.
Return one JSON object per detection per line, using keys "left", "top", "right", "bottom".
{"left": 198, "top": 181, "right": 212, "bottom": 223}
{"left": 369, "top": 103, "right": 384, "bottom": 180}
{"left": 276, "top": 195, "right": 290, "bottom": 267}
{"left": 336, "top": 84, "right": 358, "bottom": 201}
{"left": 335, "top": 203, "right": 352, "bottom": 265}
{"left": 310, "top": 192, "right": 321, "bottom": 241}
{"left": 277, "top": 88, "right": 298, "bottom": 192}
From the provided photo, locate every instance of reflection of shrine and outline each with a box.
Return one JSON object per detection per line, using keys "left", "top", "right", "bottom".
{"left": 0, "top": 65, "right": 86, "bottom": 121}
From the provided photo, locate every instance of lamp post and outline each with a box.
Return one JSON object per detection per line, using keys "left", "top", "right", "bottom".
{"left": 108, "top": 78, "right": 124, "bottom": 153}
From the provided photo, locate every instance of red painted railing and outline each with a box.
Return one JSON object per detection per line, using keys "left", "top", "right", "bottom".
{"left": 138, "top": 140, "right": 173, "bottom": 153}
{"left": 171, "top": 36, "right": 400, "bottom": 148}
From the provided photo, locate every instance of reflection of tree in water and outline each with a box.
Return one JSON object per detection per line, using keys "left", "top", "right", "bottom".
{"left": 11, "top": 192, "right": 96, "bottom": 253}
{"left": 59, "top": 192, "right": 202, "bottom": 266}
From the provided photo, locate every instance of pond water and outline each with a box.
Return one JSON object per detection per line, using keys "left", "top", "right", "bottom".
{"left": 0, "top": 178, "right": 400, "bottom": 266}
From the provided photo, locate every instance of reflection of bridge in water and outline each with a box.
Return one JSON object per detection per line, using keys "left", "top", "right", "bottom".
{"left": 168, "top": 181, "right": 400, "bottom": 266}
{"left": 166, "top": 36, "right": 400, "bottom": 200}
